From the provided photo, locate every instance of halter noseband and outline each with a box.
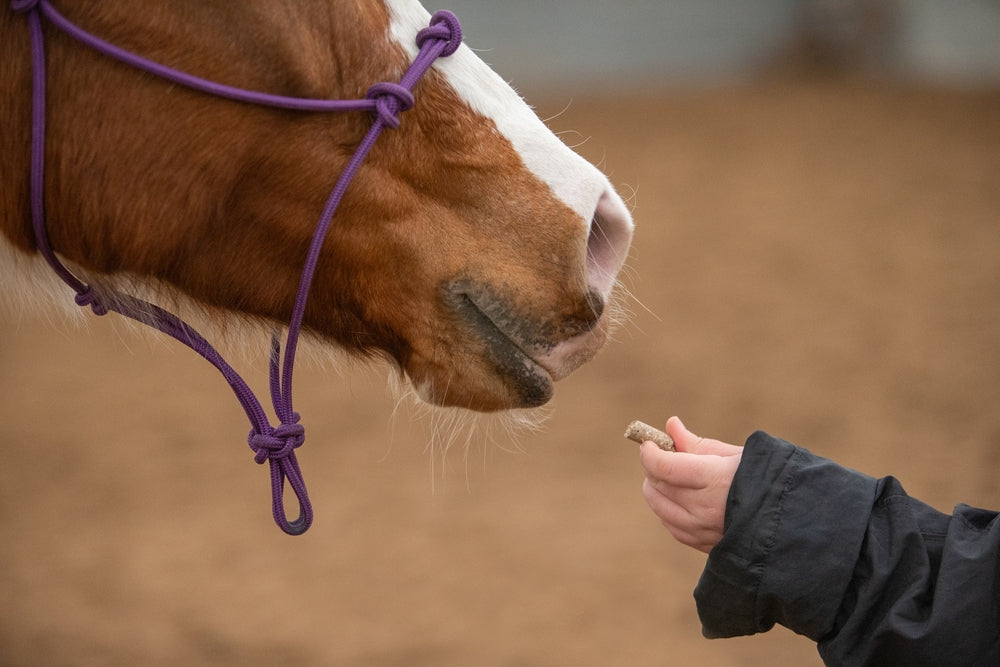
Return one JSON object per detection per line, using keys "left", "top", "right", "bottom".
{"left": 12, "top": 0, "right": 462, "bottom": 535}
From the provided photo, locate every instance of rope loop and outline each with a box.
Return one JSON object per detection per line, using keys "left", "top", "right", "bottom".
{"left": 365, "top": 82, "right": 414, "bottom": 129}
{"left": 11, "top": 0, "right": 40, "bottom": 14}
{"left": 417, "top": 10, "right": 462, "bottom": 57}
{"left": 247, "top": 414, "right": 312, "bottom": 535}
{"left": 74, "top": 286, "right": 109, "bottom": 316}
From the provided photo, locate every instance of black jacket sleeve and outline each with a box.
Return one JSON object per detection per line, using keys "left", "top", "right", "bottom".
{"left": 693, "top": 431, "right": 1000, "bottom": 666}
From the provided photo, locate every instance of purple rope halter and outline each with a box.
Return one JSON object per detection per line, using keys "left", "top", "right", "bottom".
{"left": 12, "top": 0, "right": 462, "bottom": 535}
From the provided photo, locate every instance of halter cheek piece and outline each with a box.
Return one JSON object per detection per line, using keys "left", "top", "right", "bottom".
{"left": 12, "top": 0, "right": 462, "bottom": 535}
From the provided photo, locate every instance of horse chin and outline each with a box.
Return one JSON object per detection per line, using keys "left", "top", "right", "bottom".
{"left": 408, "top": 355, "right": 553, "bottom": 412}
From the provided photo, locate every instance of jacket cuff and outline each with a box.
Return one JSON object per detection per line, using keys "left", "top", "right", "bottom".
{"left": 694, "top": 431, "right": 877, "bottom": 640}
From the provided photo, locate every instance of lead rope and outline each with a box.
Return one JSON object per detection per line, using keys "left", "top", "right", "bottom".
{"left": 13, "top": 0, "right": 462, "bottom": 535}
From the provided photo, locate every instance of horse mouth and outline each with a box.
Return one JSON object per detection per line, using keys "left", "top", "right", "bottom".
{"left": 443, "top": 284, "right": 555, "bottom": 408}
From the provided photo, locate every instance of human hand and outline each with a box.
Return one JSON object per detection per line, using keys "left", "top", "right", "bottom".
{"left": 639, "top": 416, "right": 743, "bottom": 553}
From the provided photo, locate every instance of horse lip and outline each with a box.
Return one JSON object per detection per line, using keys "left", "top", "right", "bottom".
{"left": 444, "top": 284, "right": 554, "bottom": 407}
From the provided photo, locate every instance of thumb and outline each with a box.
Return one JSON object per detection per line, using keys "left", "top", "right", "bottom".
{"left": 664, "top": 416, "right": 701, "bottom": 453}
{"left": 665, "top": 416, "right": 736, "bottom": 456}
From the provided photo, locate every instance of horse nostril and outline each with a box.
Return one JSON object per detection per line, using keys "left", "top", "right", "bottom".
{"left": 586, "top": 189, "right": 634, "bottom": 299}
{"left": 585, "top": 287, "right": 604, "bottom": 321}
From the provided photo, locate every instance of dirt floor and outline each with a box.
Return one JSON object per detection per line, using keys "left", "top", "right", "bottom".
{"left": 2, "top": 78, "right": 999, "bottom": 666}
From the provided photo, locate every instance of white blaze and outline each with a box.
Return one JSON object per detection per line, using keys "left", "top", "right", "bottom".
{"left": 384, "top": 1, "right": 634, "bottom": 250}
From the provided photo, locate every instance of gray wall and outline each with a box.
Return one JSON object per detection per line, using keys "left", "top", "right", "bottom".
{"left": 426, "top": 0, "right": 1000, "bottom": 91}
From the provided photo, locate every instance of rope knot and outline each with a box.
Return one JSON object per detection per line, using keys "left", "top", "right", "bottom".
{"left": 417, "top": 10, "right": 462, "bottom": 57}
{"left": 365, "top": 82, "right": 414, "bottom": 129}
{"left": 74, "top": 286, "right": 109, "bottom": 316}
{"left": 248, "top": 418, "right": 305, "bottom": 465}
{"left": 11, "top": 0, "right": 41, "bottom": 13}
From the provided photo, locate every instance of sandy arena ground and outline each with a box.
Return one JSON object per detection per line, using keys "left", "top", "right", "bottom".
{"left": 2, "top": 78, "right": 999, "bottom": 665}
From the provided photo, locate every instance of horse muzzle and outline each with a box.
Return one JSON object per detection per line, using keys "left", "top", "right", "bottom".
{"left": 438, "top": 280, "right": 608, "bottom": 409}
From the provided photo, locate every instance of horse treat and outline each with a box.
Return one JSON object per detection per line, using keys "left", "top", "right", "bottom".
{"left": 624, "top": 420, "right": 675, "bottom": 451}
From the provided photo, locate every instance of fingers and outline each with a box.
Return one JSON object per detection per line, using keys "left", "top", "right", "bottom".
{"left": 639, "top": 442, "right": 716, "bottom": 490}
{"left": 636, "top": 416, "right": 743, "bottom": 554}
{"left": 642, "top": 478, "right": 722, "bottom": 554}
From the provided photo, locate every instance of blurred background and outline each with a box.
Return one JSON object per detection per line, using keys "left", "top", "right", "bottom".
{"left": 3, "top": 2, "right": 999, "bottom": 665}
{"left": 438, "top": 0, "right": 1000, "bottom": 91}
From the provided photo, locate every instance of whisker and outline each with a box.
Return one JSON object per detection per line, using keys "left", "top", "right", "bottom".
{"left": 541, "top": 98, "right": 574, "bottom": 124}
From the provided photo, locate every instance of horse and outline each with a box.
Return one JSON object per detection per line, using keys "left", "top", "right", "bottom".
{"left": 1, "top": 1, "right": 634, "bottom": 532}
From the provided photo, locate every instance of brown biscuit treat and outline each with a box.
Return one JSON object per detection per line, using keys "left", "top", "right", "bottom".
{"left": 624, "top": 420, "right": 675, "bottom": 451}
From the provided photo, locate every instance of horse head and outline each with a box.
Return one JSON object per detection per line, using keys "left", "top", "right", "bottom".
{"left": 1, "top": 0, "right": 633, "bottom": 413}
